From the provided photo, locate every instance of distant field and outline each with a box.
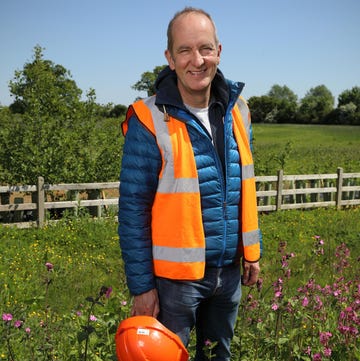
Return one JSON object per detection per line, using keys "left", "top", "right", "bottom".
{"left": 252, "top": 124, "right": 360, "bottom": 175}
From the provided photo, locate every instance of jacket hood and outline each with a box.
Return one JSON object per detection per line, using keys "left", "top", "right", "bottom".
{"left": 154, "top": 66, "right": 244, "bottom": 112}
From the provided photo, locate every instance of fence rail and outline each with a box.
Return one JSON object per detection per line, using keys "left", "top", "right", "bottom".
{"left": 1, "top": 168, "right": 359, "bottom": 228}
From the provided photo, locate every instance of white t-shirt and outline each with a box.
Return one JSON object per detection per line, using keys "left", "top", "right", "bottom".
{"left": 184, "top": 103, "right": 212, "bottom": 139}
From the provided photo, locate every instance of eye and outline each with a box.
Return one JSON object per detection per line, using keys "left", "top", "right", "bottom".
{"left": 200, "top": 46, "right": 215, "bottom": 56}
{"left": 178, "top": 48, "right": 191, "bottom": 55}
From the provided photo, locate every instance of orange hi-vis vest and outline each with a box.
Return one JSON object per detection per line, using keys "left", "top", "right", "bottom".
{"left": 122, "top": 96, "right": 260, "bottom": 280}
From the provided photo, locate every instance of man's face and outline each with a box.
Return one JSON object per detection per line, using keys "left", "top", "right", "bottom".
{"left": 165, "top": 12, "right": 221, "bottom": 106}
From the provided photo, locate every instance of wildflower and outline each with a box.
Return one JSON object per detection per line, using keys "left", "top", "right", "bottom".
{"left": 323, "top": 347, "right": 332, "bottom": 357}
{"left": 105, "top": 286, "right": 113, "bottom": 299}
{"left": 99, "top": 285, "right": 112, "bottom": 298}
{"left": 76, "top": 311, "right": 82, "bottom": 317}
{"left": 281, "top": 260, "right": 289, "bottom": 268}
{"left": 333, "top": 289, "right": 341, "bottom": 297}
{"left": 14, "top": 320, "right": 23, "bottom": 328}
{"left": 2, "top": 313, "right": 13, "bottom": 322}
{"left": 304, "top": 346, "right": 311, "bottom": 355}
{"left": 89, "top": 315, "right": 97, "bottom": 321}
{"left": 204, "top": 339, "right": 212, "bottom": 347}
{"left": 319, "top": 331, "right": 332, "bottom": 345}
{"left": 25, "top": 327, "right": 31, "bottom": 334}
{"left": 275, "top": 291, "right": 282, "bottom": 298}
{"left": 271, "top": 303, "right": 279, "bottom": 311}
{"left": 313, "top": 353, "right": 322, "bottom": 361}
{"left": 314, "top": 295, "right": 323, "bottom": 310}
{"left": 121, "top": 300, "right": 127, "bottom": 306}
{"left": 302, "top": 296, "right": 309, "bottom": 307}
{"left": 45, "top": 262, "right": 54, "bottom": 271}
{"left": 256, "top": 278, "right": 263, "bottom": 292}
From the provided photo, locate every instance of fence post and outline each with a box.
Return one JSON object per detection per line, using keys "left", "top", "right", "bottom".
{"left": 266, "top": 182, "right": 272, "bottom": 206}
{"left": 88, "top": 189, "right": 101, "bottom": 218}
{"left": 37, "top": 176, "right": 45, "bottom": 228}
{"left": 276, "top": 169, "right": 283, "bottom": 211}
{"left": 336, "top": 167, "right": 343, "bottom": 210}
{"left": 0, "top": 192, "right": 11, "bottom": 222}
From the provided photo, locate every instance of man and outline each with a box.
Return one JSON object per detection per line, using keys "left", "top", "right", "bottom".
{"left": 118, "top": 7, "right": 261, "bottom": 361}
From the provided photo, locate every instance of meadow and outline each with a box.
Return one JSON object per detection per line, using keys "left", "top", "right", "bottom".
{"left": 252, "top": 124, "right": 360, "bottom": 175}
{"left": 1, "top": 124, "right": 359, "bottom": 360}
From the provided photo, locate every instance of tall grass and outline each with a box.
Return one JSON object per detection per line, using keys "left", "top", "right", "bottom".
{"left": 253, "top": 124, "right": 360, "bottom": 175}
{"left": 1, "top": 207, "right": 359, "bottom": 360}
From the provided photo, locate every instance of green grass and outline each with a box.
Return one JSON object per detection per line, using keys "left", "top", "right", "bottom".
{"left": 1, "top": 123, "right": 359, "bottom": 360}
{"left": 1, "top": 208, "right": 359, "bottom": 360}
{"left": 253, "top": 124, "right": 360, "bottom": 175}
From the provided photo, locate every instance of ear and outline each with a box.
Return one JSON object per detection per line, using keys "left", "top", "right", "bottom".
{"left": 216, "top": 43, "right": 222, "bottom": 64}
{"left": 165, "top": 49, "right": 175, "bottom": 70}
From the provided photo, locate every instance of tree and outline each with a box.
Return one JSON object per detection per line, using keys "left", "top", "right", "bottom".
{"left": 338, "top": 86, "right": 360, "bottom": 108}
{"left": 326, "top": 86, "right": 360, "bottom": 125}
{"left": 248, "top": 95, "right": 278, "bottom": 123}
{"left": 108, "top": 104, "right": 127, "bottom": 118}
{"left": 297, "top": 85, "right": 334, "bottom": 124}
{"left": 267, "top": 85, "right": 298, "bottom": 123}
{"left": 9, "top": 45, "right": 82, "bottom": 118}
{"left": 268, "top": 84, "right": 298, "bottom": 103}
{"left": 248, "top": 85, "right": 299, "bottom": 124}
{"left": 0, "top": 45, "right": 117, "bottom": 185}
{"left": 132, "top": 65, "right": 167, "bottom": 96}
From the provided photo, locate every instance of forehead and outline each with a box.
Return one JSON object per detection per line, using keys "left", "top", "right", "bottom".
{"left": 172, "top": 13, "right": 216, "bottom": 46}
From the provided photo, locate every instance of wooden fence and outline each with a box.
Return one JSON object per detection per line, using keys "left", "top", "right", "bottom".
{"left": 0, "top": 168, "right": 359, "bottom": 228}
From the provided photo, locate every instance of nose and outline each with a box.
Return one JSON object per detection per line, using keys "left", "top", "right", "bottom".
{"left": 191, "top": 49, "right": 205, "bottom": 67}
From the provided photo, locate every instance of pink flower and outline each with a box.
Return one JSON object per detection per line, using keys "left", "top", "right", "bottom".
{"left": 271, "top": 303, "right": 279, "bottom": 311}
{"left": 313, "top": 353, "right": 322, "bottom": 361}
{"left": 302, "top": 296, "right": 309, "bottom": 307}
{"left": 14, "top": 320, "right": 23, "bottom": 328}
{"left": 2, "top": 313, "right": 13, "bottom": 322}
{"left": 89, "top": 315, "right": 97, "bottom": 321}
{"left": 76, "top": 311, "right": 82, "bottom": 317}
{"left": 25, "top": 327, "right": 31, "bottom": 334}
{"left": 256, "top": 278, "right": 263, "bottom": 292}
{"left": 121, "top": 300, "right": 127, "bottom": 306}
{"left": 105, "top": 287, "right": 113, "bottom": 299}
{"left": 45, "top": 262, "right": 54, "bottom": 271}
{"left": 319, "top": 331, "right": 332, "bottom": 345}
{"left": 323, "top": 347, "right": 332, "bottom": 357}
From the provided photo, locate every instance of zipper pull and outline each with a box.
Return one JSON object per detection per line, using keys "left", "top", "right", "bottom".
{"left": 163, "top": 105, "right": 170, "bottom": 122}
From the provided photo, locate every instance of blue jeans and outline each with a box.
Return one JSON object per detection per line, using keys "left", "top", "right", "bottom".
{"left": 156, "top": 264, "right": 241, "bottom": 361}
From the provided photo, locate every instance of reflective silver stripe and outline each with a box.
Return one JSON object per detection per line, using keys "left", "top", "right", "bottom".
{"left": 153, "top": 245, "right": 205, "bottom": 263}
{"left": 242, "top": 164, "right": 255, "bottom": 180}
{"left": 156, "top": 178, "right": 200, "bottom": 194}
{"left": 143, "top": 97, "right": 200, "bottom": 194}
{"left": 236, "top": 97, "right": 251, "bottom": 142}
{"left": 242, "top": 229, "right": 260, "bottom": 246}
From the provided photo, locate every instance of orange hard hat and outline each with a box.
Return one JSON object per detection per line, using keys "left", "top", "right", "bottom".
{"left": 115, "top": 316, "right": 189, "bottom": 361}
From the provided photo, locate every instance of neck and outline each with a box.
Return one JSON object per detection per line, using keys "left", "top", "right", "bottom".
{"left": 178, "top": 86, "right": 211, "bottom": 108}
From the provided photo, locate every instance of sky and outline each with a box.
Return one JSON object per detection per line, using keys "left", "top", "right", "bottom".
{"left": 1, "top": 0, "right": 359, "bottom": 107}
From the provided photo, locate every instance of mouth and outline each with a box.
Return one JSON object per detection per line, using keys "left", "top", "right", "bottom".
{"left": 188, "top": 69, "right": 207, "bottom": 76}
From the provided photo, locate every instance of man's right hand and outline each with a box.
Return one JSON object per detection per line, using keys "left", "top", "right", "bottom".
{"left": 130, "top": 288, "right": 160, "bottom": 317}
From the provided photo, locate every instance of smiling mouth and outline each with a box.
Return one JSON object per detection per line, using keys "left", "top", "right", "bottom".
{"left": 189, "top": 69, "right": 206, "bottom": 76}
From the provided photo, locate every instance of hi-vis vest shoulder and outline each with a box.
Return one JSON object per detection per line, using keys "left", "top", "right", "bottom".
{"left": 122, "top": 96, "right": 260, "bottom": 280}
